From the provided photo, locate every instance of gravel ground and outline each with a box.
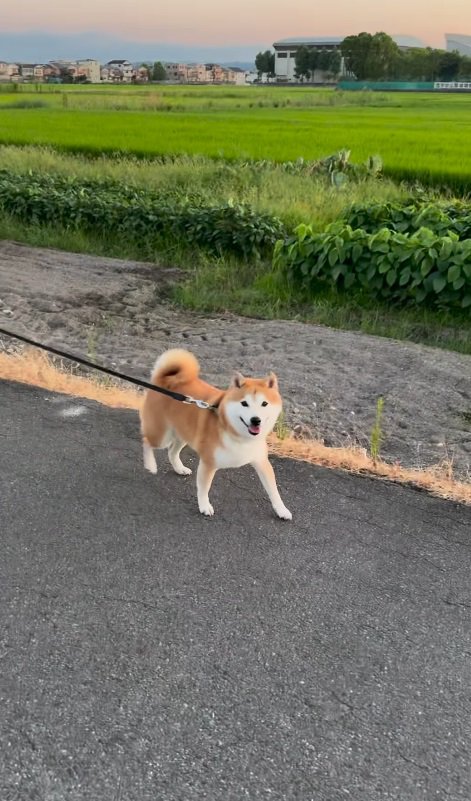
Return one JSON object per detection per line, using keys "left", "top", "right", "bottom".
{"left": 0, "top": 240, "right": 470, "bottom": 476}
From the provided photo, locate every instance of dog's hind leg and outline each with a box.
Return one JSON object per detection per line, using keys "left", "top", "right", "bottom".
{"left": 168, "top": 438, "right": 192, "bottom": 476}
{"left": 143, "top": 437, "right": 158, "bottom": 474}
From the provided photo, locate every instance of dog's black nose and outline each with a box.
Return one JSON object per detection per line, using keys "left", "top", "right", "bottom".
{"left": 250, "top": 416, "right": 261, "bottom": 426}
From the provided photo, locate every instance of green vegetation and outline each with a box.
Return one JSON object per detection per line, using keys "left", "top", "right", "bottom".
{"left": 0, "top": 145, "right": 402, "bottom": 228}
{"left": 343, "top": 200, "right": 471, "bottom": 239}
{"left": 340, "top": 32, "right": 471, "bottom": 82}
{"left": 370, "top": 396, "right": 385, "bottom": 464}
{"left": 292, "top": 47, "right": 341, "bottom": 82}
{"left": 0, "top": 169, "right": 285, "bottom": 260}
{"left": 274, "top": 222, "right": 471, "bottom": 310}
{"left": 0, "top": 85, "right": 469, "bottom": 354}
{"left": 1, "top": 86, "right": 471, "bottom": 189}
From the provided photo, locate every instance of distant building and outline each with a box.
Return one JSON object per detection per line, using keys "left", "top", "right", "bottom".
{"left": 227, "top": 67, "right": 248, "bottom": 85}
{"left": 273, "top": 37, "right": 345, "bottom": 82}
{"left": 102, "top": 59, "right": 135, "bottom": 82}
{"left": 163, "top": 61, "right": 248, "bottom": 84}
{"left": 273, "top": 34, "right": 426, "bottom": 83}
{"left": 446, "top": 33, "right": 471, "bottom": 56}
{"left": 0, "top": 61, "right": 20, "bottom": 81}
{"left": 17, "top": 63, "right": 36, "bottom": 80}
{"left": 76, "top": 59, "right": 101, "bottom": 83}
{"left": 164, "top": 62, "right": 188, "bottom": 82}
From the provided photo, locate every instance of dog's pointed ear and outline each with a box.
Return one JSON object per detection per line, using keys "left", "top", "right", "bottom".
{"left": 231, "top": 371, "right": 245, "bottom": 389}
{"left": 266, "top": 372, "right": 278, "bottom": 390}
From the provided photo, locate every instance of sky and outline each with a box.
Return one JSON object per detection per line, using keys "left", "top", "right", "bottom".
{"left": 2, "top": 0, "right": 471, "bottom": 51}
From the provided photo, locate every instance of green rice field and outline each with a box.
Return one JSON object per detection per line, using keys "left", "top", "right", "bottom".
{"left": 1, "top": 85, "right": 471, "bottom": 189}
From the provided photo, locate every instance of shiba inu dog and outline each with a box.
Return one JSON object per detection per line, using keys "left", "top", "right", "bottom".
{"left": 139, "top": 349, "right": 292, "bottom": 520}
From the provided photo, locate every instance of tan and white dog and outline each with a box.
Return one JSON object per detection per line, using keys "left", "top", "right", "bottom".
{"left": 139, "top": 349, "right": 292, "bottom": 520}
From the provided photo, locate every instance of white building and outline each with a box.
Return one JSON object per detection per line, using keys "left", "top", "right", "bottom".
{"left": 446, "top": 34, "right": 471, "bottom": 56}
{"left": 273, "top": 34, "right": 426, "bottom": 83}
{"left": 0, "top": 62, "right": 20, "bottom": 82}
{"left": 273, "top": 37, "right": 345, "bottom": 83}
{"left": 102, "top": 60, "right": 136, "bottom": 82}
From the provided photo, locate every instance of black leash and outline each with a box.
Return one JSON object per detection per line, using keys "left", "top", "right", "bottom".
{"left": 0, "top": 326, "right": 218, "bottom": 411}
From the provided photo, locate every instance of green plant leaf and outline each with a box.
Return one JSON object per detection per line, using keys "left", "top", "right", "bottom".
{"left": 432, "top": 275, "right": 447, "bottom": 293}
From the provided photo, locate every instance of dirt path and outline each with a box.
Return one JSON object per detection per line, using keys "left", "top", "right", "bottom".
{"left": 1, "top": 241, "right": 470, "bottom": 476}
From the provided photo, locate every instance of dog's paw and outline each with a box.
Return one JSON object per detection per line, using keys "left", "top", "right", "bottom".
{"left": 174, "top": 465, "right": 192, "bottom": 476}
{"left": 275, "top": 505, "right": 292, "bottom": 521}
{"left": 199, "top": 501, "right": 215, "bottom": 517}
{"left": 143, "top": 449, "right": 157, "bottom": 474}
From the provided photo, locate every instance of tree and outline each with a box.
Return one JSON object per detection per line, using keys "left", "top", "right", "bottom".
{"left": 437, "top": 50, "right": 461, "bottom": 80}
{"left": 151, "top": 61, "right": 167, "bottom": 81}
{"left": 386, "top": 43, "right": 468, "bottom": 81}
{"left": 394, "top": 48, "right": 427, "bottom": 80}
{"left": 458, "top": 55, "right": 471, "bottom": 79}
{"left": 366, "top": 33, "right": 399, "bottom": 79}
{"left": 340, "top": 31, "right": 398, "bottom": 80}
{"left": 255, "top": 50, "right": 274, "bottom": 79}
{"left": 317, "top": 50, "right": 331, "bottom": 73}
{"left": 308, "top": 49, "right": 318, "bottom": 77}
{"left": 340, "top": 32, "right": 373, "bottom": 79}
{"left": 328, "top": 50, "right": 342, "bottom": 77}
{"left": 294, "top": 46, "right": 312, "bottom": 82}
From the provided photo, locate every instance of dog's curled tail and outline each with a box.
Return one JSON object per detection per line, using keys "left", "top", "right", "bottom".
{"left": 151, "top": 348, "right": 200, "bottom": 389}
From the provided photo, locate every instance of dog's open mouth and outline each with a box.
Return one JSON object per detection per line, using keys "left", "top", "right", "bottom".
{"left": 241, "top": 418, "right": 261, "bottom": 436}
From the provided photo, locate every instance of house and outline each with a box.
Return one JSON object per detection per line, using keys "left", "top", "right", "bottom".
{"left": 18, "top": 63, "right": 36, "bottom": 80}
{"left": 226, "top": 67, "right": 248, "bottom": 85}
{"left": 0, "top": 62, "right": 20, "bottom": 82}
{"left": 186, "top": 63, "right": 208, "bottom": 83}
{"left": 76, "top": 59, "right": 101, "bottom": 83}
{"left": 103, "top": 60, "right": 136, "bottom": 82}
{"left": 135, "top": 65, "right": 150, "bottom": 82}
{"left": 164, "top": 63, "right": 188, "bottom": 83}
{"left": 48, "top": 60, "right": 78, "bottom": 82}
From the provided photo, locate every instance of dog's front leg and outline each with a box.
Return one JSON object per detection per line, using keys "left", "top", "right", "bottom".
{"left": 197, "top": 461, "right": 216, "bottom": 516}
{"left": 252, "top": 458, "right": 292, "bottom": 520}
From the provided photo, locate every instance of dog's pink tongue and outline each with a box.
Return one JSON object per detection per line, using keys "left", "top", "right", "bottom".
{"left": 249, "top": 424, "right": 261, "bottom": 435}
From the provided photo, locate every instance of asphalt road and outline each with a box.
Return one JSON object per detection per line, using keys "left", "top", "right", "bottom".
{"left": 1, "top": 380, "right": 471, "bottom": 801}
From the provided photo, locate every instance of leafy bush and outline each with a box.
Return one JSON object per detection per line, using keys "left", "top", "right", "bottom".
{"left": 274, "top": 222, "right": 471, "bottom": 310}
{"left": 244, "top": 149, "right": 383, "bottom": 187}
{"left": 343, "top": 200, "right": 471, "bottom": 239}
{"left": 0, "top": 170, "right": 285, "bottom": 259}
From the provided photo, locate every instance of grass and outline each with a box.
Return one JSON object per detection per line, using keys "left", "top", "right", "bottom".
{"left": 0, "top": 144, "right": 405, "bottom": 228}
{"left": 1, "top": 87, "right": 471, "bottom": 189}
{"left": 174, "top": 256, "right": 471, "bottom": 354}
{"left": 370, "top": 397, "right": 385, "bottom": 464}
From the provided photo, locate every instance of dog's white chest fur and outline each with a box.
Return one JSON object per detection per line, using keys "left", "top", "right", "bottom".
{"left": 214, "top": 432, "right": 266, "bottom": 469}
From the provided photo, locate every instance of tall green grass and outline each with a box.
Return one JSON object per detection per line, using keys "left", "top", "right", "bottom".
{"left": 1, "top": 93, "right": 471, "bottom": 189}
{"left": 0, "top": 145, "right": 405, "bottom": 228}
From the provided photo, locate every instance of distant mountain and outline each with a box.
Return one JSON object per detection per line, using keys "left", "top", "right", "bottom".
{"left": 0, "top": 30, "right": 260, "bottom": 67}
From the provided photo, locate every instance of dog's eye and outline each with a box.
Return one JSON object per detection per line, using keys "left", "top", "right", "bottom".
{"left": 241, "top": 400, "right": 249, "bottom": 407}
{"left": 261, "top": 401, "right": 268, "bottom": 407}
